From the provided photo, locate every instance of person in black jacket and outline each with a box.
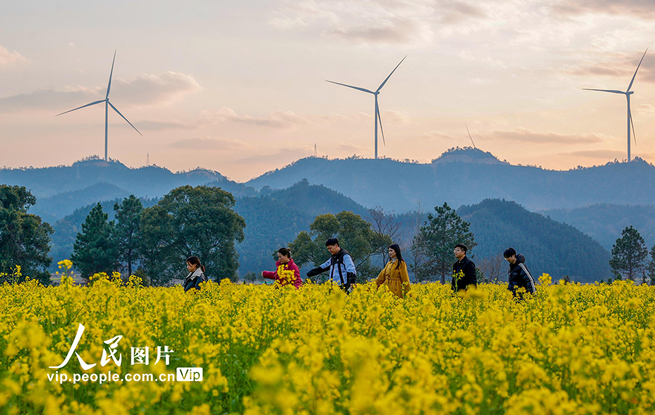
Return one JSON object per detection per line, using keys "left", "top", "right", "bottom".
{"left": 452, "top": 244, "right": 477, "bottom": 292}
{"left": 503, "top": 248, "right": 536, "bottom": 297}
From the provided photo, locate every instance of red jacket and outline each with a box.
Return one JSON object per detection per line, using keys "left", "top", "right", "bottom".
{"left": 262, "top": 259, "right": 303, "bottom": 288}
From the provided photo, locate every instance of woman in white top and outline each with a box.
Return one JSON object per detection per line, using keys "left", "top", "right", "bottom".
{"left": 184, "top": 256, "right": 206, "bottom": 292}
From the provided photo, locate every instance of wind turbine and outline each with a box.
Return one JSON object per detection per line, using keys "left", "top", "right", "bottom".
{"left": 583, "top": 49, "right": 647, "bottom": 162}
{"left": 57, "top": 51, "right": 142, "bottom": 162}
{"left": 327, "top": 56, "right": 406, "bottom": 159}
{"left": 465, "top": 123, "right": 476, "bottom": 149}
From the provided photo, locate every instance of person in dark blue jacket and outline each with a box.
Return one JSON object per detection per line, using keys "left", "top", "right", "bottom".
{"left": 503, "top": 248, "right": 536, "bottom": 297}
{"left": 184, "top": 256, "right": 207, "bottom": 292}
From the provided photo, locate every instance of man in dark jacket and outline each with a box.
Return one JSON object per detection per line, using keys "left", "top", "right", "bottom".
{"left": 504, "top": 248, "right": 536, "bottom": 297}
{"left": 452, "top": 244, "right": 477, "bottom": 292}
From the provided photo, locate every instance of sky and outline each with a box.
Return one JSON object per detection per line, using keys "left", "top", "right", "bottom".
{"left": 1, "top": 0, "right": 655, "bottom": 182}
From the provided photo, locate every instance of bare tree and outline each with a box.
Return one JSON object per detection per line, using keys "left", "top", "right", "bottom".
{"left": 478, "top": 255, "right": 505, "bottom": 283}
{"left": 368, "top": 206, "right": 402, "bottom": 267}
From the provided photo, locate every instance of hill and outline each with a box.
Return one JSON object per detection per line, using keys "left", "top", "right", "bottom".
{"left": 456, "top": 199, "right": 611, "bottom": 282}
{"left": 542, "top": 204, "right": 655, "bottom": 252}
{"left": 246, "top": 148, "right": 655, "bottom": 212}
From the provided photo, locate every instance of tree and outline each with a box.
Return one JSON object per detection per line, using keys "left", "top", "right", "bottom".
{"left": 0, "top": 185, "right": 54, "bottom": 284}
{"left": 368, "top": 206, "right": 401, "bottom": 267}
{"left": 478, "top": 255, "right": 505, "bottom": 283}
{"left": 71, "top": 203, "right": 118, "bottom": 278}
{"left": 114, "top": 195, "right": 144, "bottom": 277}
{"left": 407, "top": 202, "right": 430, "bottom": 283}
{"left": 289, "top": 211, "right": 381, "bottom": 282}
{"left": 609, "top": 226, "right": 648, "bottom": 281}
{"left": 140, "top": 186, "right": 245, "bottom": 284}
{"left": 647, "top": 244, "right": 655, "bottom": 285}
{"left": 412, "top": 202, "right": 476, "bottom": 283}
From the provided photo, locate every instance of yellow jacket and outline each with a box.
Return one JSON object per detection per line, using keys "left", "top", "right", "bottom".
{"left": 376, "top": 260, "right": 411, "bottom": 298}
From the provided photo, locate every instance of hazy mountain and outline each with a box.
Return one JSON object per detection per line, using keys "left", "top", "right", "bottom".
{"left": 246, "top": 148, "right": 655, "bottom": 212}
{"left": 5, "top": 149, "right": 655, "bottom": 220}
{"left": 31, "top": 183, "right": 131, "bottom": 223}
{"left": 543, "top": 204, "right": 655, "bottom": 252}
{"left": 0, "top": 157, "right": 229, "bottom": 198}
{"left": 1, "top": 157, "right": 256, "bottom": 221}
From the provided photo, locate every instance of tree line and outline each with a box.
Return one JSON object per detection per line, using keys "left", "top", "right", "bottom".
{"left": 2, "top": 183, "right": 655, "bottom": 285}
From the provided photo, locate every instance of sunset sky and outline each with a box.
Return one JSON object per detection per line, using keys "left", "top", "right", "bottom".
{"left": 1, "top": 0, "right": 655, "bottom": 182}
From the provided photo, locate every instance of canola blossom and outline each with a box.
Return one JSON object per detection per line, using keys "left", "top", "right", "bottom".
{"left": 1, "top": 264, "right": 655, "bottom": 415}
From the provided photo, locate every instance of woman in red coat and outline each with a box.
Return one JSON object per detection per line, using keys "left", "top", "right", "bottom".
{"left": 261, "top": 247, "right": 303, "bottom": 288}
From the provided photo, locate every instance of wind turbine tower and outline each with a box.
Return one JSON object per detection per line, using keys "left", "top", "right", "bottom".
{"left": 57, "top": 51, "right": 142, "bottom": 162}
{"left": 584, "top": 49, "right": 647, "bottom": 162}
{"left": 327, "top": 56, "right": 406, "bottom": 159}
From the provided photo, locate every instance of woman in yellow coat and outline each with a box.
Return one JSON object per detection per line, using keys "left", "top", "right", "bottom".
{"left": 376, "top": 244, "right": 411, "bottom": 298}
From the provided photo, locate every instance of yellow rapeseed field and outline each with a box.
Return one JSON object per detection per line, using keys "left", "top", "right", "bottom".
{"left": 1, "top": 262, "right": 655, "bottom": 415}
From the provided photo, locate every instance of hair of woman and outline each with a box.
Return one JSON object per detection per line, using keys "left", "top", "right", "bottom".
{"left": 278, "top": 247, "right": 292, "bottom": 258}
{"left": 186, "top": 256, "right": 205, "bottom": 273}
{"left": 388, "top": 244, "right": 404, "bottom": 269}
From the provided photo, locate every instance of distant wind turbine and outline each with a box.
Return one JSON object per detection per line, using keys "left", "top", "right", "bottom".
{"left": 465, "top": 123, "right": 476, "bottom": 149}
{"left": 57, "top": 50, "right": 142, "bottom": 162}
{"left": 327, "top": 56, "right": 407, "bottom": 159}
{"left": 583, "top": 48, "right": 648, "bottom": 162}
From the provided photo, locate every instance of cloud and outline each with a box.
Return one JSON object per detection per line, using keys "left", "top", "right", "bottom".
{"left": 233, "top": 147, "right": 313, "bottom": 165}
{"left": 201, "top": 107, "right": 308, "bottom": 129}
{"left": 483, "top": 128, "right": 609, "bottom": 144}
{"left": 0, "top": 44, "right": 26, "bottom": 66}
{"left": 552, "top": 0, "right": 655, "bottom": 19}
{"left": 562, "top": 50, "right": 655, "bottom": 84}
{"left": 111, "top": 72, "right": 201, "bottom": 106}
{"left": 125, "top": 119, "right": 195, "bottom": 131}
{"left": 562, "top": 149, "right": 625, "bottom": 159}
{"left": 269, "top": 0, "right": 486, "bottom": 45}
{"left": 170, "top": 137, "right": 250, "bottom": 151}
{"left": 338, "top": 143, "right": 368, "bottom": 153}
{"left": 0, "top": 72, "right": 200, "bottom": 113}
{"left": 420, "top": 131, "right": 458, "bottom": 141}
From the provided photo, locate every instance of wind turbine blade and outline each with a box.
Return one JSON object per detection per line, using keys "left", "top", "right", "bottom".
{"left": 376, "top": 101, "right": 386, "bottom": 146}
{"left": 106, "top": 50, "right": 117, "bottom": 98}
{"left": 326, "top": 80, "right": 374, "bottom": 94}
{"left": 108, "top": 101, "right": 142, "bottom": 136}
{"left": 583, "top": 88, "right": 626, "bottom": 94}
{"left": 465, "top": 123, "right": 476, "bottom": 149}
{"left": 630, "top": 110, "right": 637, "bottom": 145}
{"left": 56, "top": 100, "right": 106, "bottom": 116}
{"left": 376, "top": 55, "right": 407, "bottom": 93}
{"left": 627, "top": 48, "right": 648, "bottom": 92}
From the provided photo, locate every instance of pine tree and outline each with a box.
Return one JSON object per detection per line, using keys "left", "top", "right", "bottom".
{"left": 71, "top": 203, "right": 118, "bottom": 278}
{"left": 412, "top": 202, "right": 476, "bottom": 283}
{"left": 609, "top": 226, "right": 648, "bottom": 281}
{"left": 114, "top": 195, "right": 144, "bottom": 277}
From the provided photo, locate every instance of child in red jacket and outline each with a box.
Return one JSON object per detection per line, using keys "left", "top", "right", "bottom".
{"left": 262, "top": 247, "right": 303, "bottom": 289}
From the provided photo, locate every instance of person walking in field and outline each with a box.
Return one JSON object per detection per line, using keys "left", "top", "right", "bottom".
{"left": 306, "top": 238, "right": 357, "bottom": 293}
{"left": 261, "top": 247, "right": 303, "bottom": 289}
{"left": 184, "top": 256, "right": 207, "bottom": 292}
{"left": 452, "top": 244, "right": 477, "bottom": 292}
{"left": 503, "top": 248, "right": 536, "bottom": 297}
{"left": 376, "top": 244, "right": 411, "bottom": 298}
